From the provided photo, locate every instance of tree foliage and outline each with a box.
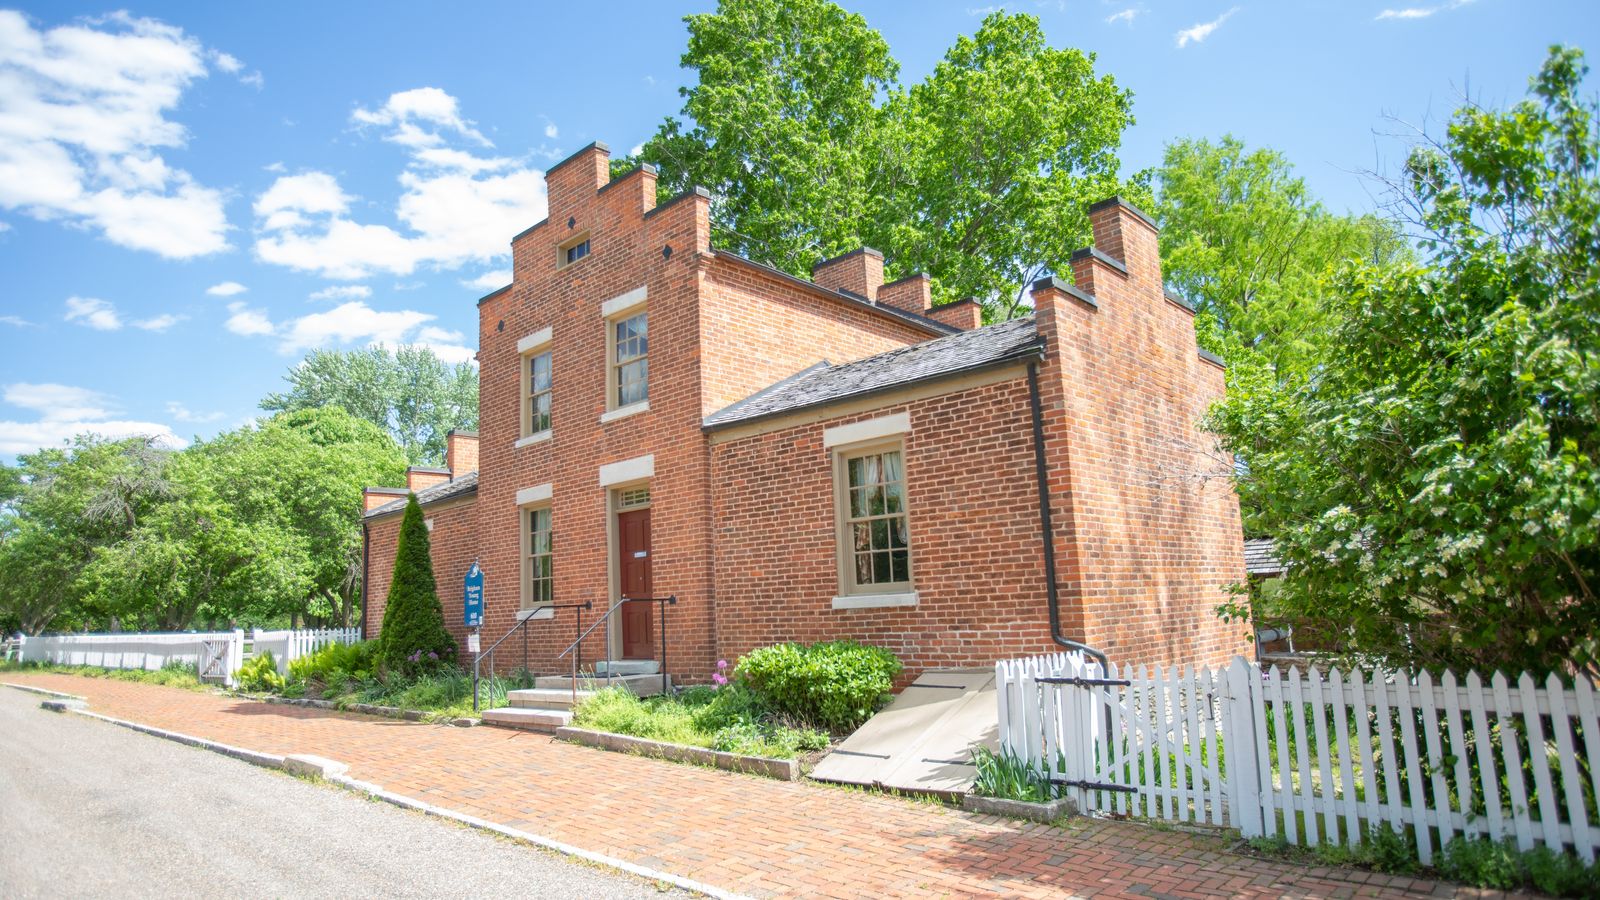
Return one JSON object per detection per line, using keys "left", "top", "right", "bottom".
{"left": 1151, "top": 136, "right": 1409, "bottom": 374}
{"left": 260, "top": 345, "right": 477, "bottom": 466}
{"left": 1210, "top": 47, "right": 1600, "bottom": 677}
{"left": 634, "top": 1, "right": 1133, "bottom": 318}
{"left": 377, "top": 494, "right": 457, "bottom": 673}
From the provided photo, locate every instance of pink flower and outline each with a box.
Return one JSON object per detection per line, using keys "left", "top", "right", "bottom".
{"left": 716, "top": 659, "right": 728, "bottom": 669}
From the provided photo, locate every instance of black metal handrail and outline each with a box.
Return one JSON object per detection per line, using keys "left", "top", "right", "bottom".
{"left": 472, "top": 601, "right": 592, "bottom": 712}
{"left": 556, "top": 595, "right": 677, "bottom": 701}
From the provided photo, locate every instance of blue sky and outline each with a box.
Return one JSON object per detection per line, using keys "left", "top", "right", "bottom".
{"left": 1, "top": 1, "right": 1595, "bottom": 460}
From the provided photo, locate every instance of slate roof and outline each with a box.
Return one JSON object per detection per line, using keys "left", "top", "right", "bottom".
{"left": 364, "top": 471, "right": 478, "bottom": 519}
{"left": 704, "top": 316, "right": 1043, "bottom": 430}
{"left": 1244, "top": 537, "right": 1286, "bottom": 576}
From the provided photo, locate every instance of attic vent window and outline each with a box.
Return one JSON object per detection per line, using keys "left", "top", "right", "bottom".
{"left": 617, "top": 486, "right": 651, "bottom": 509}
{"left": 558, "top": 234, "right": 591, "bottom": 269}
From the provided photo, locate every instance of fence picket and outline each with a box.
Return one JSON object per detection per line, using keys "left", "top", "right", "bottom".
{"left": 1439, "top": 670, "right": 1476, "bottom": 842}
{"left": 1575, "top": 679, "right": 1600, "bottom": 862}
{"left": 1394, "top": 669, "right": 1433, "bottom": 863}
{"left": 1269, "top": 666, "right": 1297, "bottom": 843}
{"left": 1308, "top": 667, "right": 1339, "bottom": 843}
{"left": 1493, "top": 671, "right": 1535, "bottom": 851}
{"left": 1465, "top": 671, "right": 1505, "bottom": 843}
{"left": 1139, "top": 665, "right": 1158, "bottom": 820}
{"left": 1418, "top": 670, "right": 1453, "bottom": 851}
{"left": 1110, "top": 662, "right": 1128, "bottom": 816}
{"left": 1519, "top": 672, "right": 1563, "bottom": 854}
{"left": 1288, "top": 668, "right": 1319, "bottom": 845}
{"left": 1181, "top": 665, "right": 1202, "bottom": 822}
{"left": 1371, "top": 669, "right": 1405, "bottom": 837}
{"left": 1546, "top": 674, "right": 1590, "bottom": 863}
{"left": 1202, "top": 667, "right": 1223, "bottom": 825}
{"left": 1330, "top": 668, "right": 1360, "bottom": 846}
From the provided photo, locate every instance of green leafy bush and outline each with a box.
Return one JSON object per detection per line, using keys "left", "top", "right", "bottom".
{"left": 736, "top": 640, "right": 900, "bottom": 732}
{"left": 571, "top": 685, "right": 828, "bottom": 760}
{"left": 377, "top": 494, "right": 458, "bottom": 674}
{"left": 235, "top": 650, "right": 285, "bottom": 692}
{"left": 1524, "top": 845, "right": 1600, "bottom": 898}
{"left": 288, "top": 640, "right": 375, "bottom": 695}
{"left": 1437, "top": 838, "right": 1525, "bottom": 891}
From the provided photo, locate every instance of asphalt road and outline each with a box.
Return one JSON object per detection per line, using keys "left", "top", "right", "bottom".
{"left": 0, "top": 687, "right": 687, "bottom": 900}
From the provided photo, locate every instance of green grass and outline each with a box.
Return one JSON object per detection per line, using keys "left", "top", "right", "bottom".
{"left": 571, "top": 685, "right": 829, "bottom": 760}
{"left": 0, "top": 659, "right": 208, "bottom": 691}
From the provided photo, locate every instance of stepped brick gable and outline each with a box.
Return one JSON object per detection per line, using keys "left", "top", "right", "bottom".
{"left": 362, "top": 143, "right": 1246, "bottom": 682}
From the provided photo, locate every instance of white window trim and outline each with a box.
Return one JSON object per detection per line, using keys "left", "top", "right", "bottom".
{"left": 832, "top": 592, "right": 919, "bottom": 610}
{"left": 598, "top": 454, "right": 654, "bottom": 488}
{"left": 516, "top": 326, "right": 552, "bottom": 355}
{"left": 599, "top": 285, "right": 647, "bottom": 319}
{"left": 823, "top": 412, "right": 912, "bottom": 448}
{"left": 599, "top": 400, "right": 649, "bottom": 424}
{"left": 514, "top": 430, "right": 552, "bottom": 449}
{"left": 515, "top": 483, "right": 553, "bottom": 507}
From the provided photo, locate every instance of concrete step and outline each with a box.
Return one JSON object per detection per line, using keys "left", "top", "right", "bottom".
{"left": 533, "top": 673, "right": 673, "bottom": 697}
{"left": 507, "top": 688, "right": 593, "bottom": 710}
{"left": 480, "top": 706, "right": 572, "bottom": 732}
{"left": 593, "top": 659, "right": 660, "bottom": 676}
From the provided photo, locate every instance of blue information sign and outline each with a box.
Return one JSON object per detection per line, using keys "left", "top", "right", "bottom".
{"left": 463, "top": 562, "right": 484, "bottom": 628}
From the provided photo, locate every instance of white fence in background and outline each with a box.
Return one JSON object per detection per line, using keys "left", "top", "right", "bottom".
{"left": 13, "top": 627, "right": 362, "bottom": 687}
{"left": 248, "top": 627, "right": 362, "bottom": 675}
{"left": 997, "top": 653, "right": 1600, "bottom": 864}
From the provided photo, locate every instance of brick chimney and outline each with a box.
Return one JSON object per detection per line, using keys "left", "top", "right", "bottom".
{"left": 363, "top": 487, "right": 408, "bottom": 512}
{"left": 445, "top": 430, "right": 479, "bottom": 478}
{"left": 877, "top": 273, "right": 932, "bottom": 314}
{"left": 812, "top": 247, "right": 883, "bottom": 300}
{"left": 1080, "top": 196, "right": 1161, "bottom": 292}
{"left": 544, "top": 141, "right": 611, "bottom": 229}
{"left": 929, "top": 298, "right": 982, "bottom": 331}
{"left": 405, "top": 467, "right": 450, "bottom": 493}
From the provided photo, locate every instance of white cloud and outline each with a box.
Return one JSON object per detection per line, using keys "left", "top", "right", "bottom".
{"left": 64, "top": 296, "right": 121, "bottom": 330}
{"left": 263, "top": 161, "right": 286, "bottom": 173}
{"left": 309, "top": 284, "right": 372, "bottom": 301}
{"left": 277, "top": 301, "right": 431, "bottom": 354}
{"left": 210, "top": 50, "right": 242, "bottom": 73}
{"left": 64, "top": 296, "right": 182, "bottom": 332}
{"left": 414, "top": 325, "right": 476, "bottom": 365}
{"left": 0, "top": 220, "right": 10, "bottom": 232}
{"left": 165, "top": 401, "right": 224, "bottom": 423}
{"left": 0, "top": 10, "right": 230, "bottom": 258}
{"left": 462, "top": 269, "right": 511, "bottom": 291}
{"left": 252, "top": 88, "right": 547, "bottom": 280}
{"left": 351, "top": 86, "right": 490, "bottom": 149}
{"left": 0, "top": 382, "right": 184, "bottom": 455}
{"left": 1176, "top": 6, "right": 1239, "bottom": 47}
{"left": 1376, "top": 1, "right": 1472, "bottom": 20}
{"left": 0, "top": 314, "right": 32, "bottom": 327}
{"left": 544, "top": 122, "right": 558, "bottom": 139}
{"left": 206, "top": 281, "right": 247, "bottom": 297}
{"left": 133, "top": 313, "right": 184, "bottom": 332}
{"left": 629, "top": 143, "right": 644, "bottom": 158}
{"left": 1106, "top": 8, "right": 1141, "bottom": 25}
{"left": 224, "top": 302, "right": 275, "bottom": 336}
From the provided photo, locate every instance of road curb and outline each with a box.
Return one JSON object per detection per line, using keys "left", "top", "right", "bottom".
{"left": 3, "top": 681, "right": 88, "bottom": 701}
{"left": 6, "top": 682, "right": 744, "bottom": 900}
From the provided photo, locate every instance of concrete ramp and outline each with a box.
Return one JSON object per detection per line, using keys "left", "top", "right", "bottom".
{"left": 809, "top": 668, "right": 997, "bottom": 798}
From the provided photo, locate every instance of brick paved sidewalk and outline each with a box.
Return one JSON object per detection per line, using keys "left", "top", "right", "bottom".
{"left": 5, "top": 674, "right": 1501, "bottom": 899}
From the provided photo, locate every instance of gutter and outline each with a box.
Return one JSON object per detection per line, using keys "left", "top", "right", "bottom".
{"left": 361, "top": 524, "right": 370, "bottom": 636}
{"left": 1025, "top": 359, "right": 1109, "bottom": 673}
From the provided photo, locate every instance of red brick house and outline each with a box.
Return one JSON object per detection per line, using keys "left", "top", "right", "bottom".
{"left": 362, "top": 141, "right": 1247, "bottom": 684}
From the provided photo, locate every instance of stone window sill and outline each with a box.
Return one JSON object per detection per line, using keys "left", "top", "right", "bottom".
{"left": 831, "top": 591, "right": 918, "bottom": 611}
{"left": 600, "top": 400, "right": 649, "bottom": 424}
{"left": 514, "top": 430, "right": 552, "bottom": 449}
{"left": 517, "top": 607, "right": 555, "bottom": 622}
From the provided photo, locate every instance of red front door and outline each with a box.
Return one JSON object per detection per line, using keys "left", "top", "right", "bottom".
{"left": 618, "top": 507, "right": 653, "bottom": 659}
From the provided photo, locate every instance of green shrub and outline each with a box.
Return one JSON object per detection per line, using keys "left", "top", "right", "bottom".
{"left": 1437, "top": 838, "right": 1525, "bottom": 891}
{"left": 288, "top": 640, "right": 376, "bottom": 695}
{"left": 1524, "top": 845, "right": 1600, "bottom": 898}
{"left": 735, "top": 640, "right": 900, "bottom": 732}
{"left": 376, "top": 494, "right": 458, "bottom": 674}
{"left": 235, "top": 651, "right": 285, "bottom": 693}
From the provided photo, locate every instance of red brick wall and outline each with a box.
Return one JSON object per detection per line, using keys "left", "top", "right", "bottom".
{"left": 1032, "top": 201, "right": 1247, "bottom": 669}
{"left": 709, "top": 374, "right": 1060, "bottom": 684}
{"left": 363, "top": 497, "right": 481, "bottom": 655}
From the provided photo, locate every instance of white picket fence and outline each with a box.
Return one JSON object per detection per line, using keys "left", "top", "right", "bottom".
{"left": 13, "top": 627, "right": 362, "bottom": 687}
{"left": 996, "top": 653, "right": 1600, "bottom": 865}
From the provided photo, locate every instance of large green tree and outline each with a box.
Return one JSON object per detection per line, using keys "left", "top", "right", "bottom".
{"left": 1150, "top": 136, "right": 1408, "bottom": 375}
{"left": 1210, "top": 47, "right": 1600, "bottom": 678}
{"left": 633, "top": 2, "right": 1133, "bottom": 319}
{"left": 378, "top": 494, "right": 457, "bottom": 673}
{"left": 260, "top": 345, "right": 477, "bottom": 465}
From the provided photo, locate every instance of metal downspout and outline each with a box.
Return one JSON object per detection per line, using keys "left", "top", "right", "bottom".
{"left": 1026, "top": 359, "right": 1109, "bottom": 674}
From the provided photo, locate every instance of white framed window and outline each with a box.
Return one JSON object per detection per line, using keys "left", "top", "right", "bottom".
{"left": 524, "top": 350, "right": 552, "bottom": 436}
{"left": 557, "top": 232, "right": 591, "bottom": 269}
{"left": 833, "top": 440, "right": 912, "bottom": 596}
{"left": 521, "top": 505, "right": 554, "bottom": 611}
{"left": 610, "top": 310, "right": 648, "bottom": 409}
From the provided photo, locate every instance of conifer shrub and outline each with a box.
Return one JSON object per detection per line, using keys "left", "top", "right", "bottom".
{"left": 377, "top": 494, "right": 457, "bottom": 674}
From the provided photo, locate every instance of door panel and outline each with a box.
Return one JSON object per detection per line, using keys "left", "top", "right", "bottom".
{"left": 618, "top": 508, "right": 653, "bottom": 659}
